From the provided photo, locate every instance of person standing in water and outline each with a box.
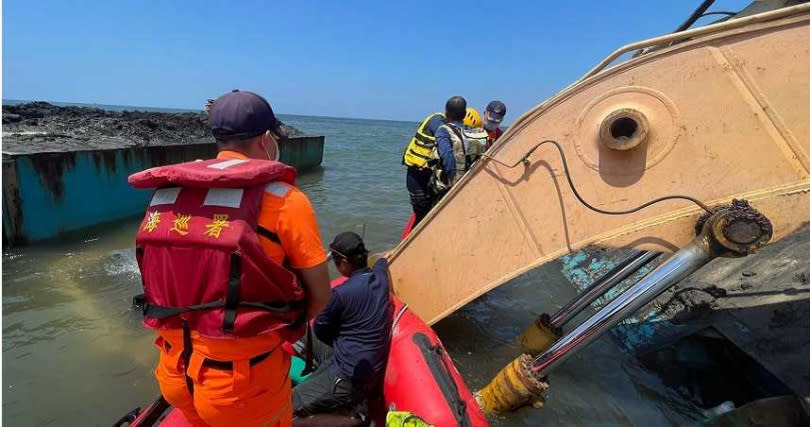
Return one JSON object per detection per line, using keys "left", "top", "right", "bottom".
{"left": 461, "top": 107, "right": 490, "bottom": 168}
{"left": 483, "top": 100, "right": 507, "bottom": 149}
{"left": 132, "top": 90, "right": 331, "bottom": 427}
{"left": 402, "top": 96, "right": 467, "bottom": 226}
{"left": 429, "top": 96, "right": 468, "bottom": 199}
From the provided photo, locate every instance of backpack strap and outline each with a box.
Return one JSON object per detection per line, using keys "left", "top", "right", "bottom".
{"left": 257, "top": 226, "right": 282, "bottom": 245}
{"left": 223, "top": 253, "right": 242, "bottom": 334}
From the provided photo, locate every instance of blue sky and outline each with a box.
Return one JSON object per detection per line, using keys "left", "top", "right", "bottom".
{"left": 3, "top": 0, "right": 751, "bottom": 121}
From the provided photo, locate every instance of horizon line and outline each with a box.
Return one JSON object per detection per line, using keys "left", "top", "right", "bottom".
{"left": 2, "top": 98, "right": 419, "bottom": 124}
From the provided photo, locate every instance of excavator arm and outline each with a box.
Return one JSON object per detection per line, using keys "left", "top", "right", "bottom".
{"left": 387, "top": 4, "right": 810, "bottom": 326}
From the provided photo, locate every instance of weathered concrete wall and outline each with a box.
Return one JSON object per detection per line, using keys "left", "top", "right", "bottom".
{"left": 279, "top": 136, "right": 325, "bottom": 171}
{"left": 2, "top": 135, "right": 324, "bottom": 245}
{"left": 2, "top": 143, "right": 216, "bottom": 244}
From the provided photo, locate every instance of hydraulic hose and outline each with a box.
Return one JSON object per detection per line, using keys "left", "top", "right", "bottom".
{"left": 482, "top": 140, "right": 713, "bottom": 215}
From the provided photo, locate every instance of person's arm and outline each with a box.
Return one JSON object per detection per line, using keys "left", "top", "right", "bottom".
{"left": 313, "top": 291, "right": 342, "bottom": 345}
{"left": 435, "top": 126, "right": 456, "bottom": 182}
{"left": 426, "top": 114, "right": 445, "bottom": 135}
{"left": 373, "top": 257, "right": 393, "bottom": 296}
{"left": 296, "top": 262, "right": 331, "bottom": 319}
{"left": 273, "top": 187, "right": 331, "bottom": 319}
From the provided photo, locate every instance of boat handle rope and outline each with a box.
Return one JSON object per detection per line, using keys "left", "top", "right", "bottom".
{"left": 391, "top": 302, "right": 409, "bottom": 336}
{"left": 481, "top": 139, "right": 714, "bottom": 215}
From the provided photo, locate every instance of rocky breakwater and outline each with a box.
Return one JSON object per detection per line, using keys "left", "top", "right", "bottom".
{"left": 2, "top": 102, "right": 317, "bottom": 244}
{"left": 2, "top": 101, "right": 302, "bottom": 153}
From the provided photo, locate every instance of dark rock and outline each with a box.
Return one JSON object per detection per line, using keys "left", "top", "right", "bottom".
{"left": 277, "top": 123, "right": 303, "bottom": 138}
{"left": 3, "top": 113, "right": 22, "bottom": 124}
{"left": 3, "top": 102, "right": 305, "bottom": 154}
{"left": 659, "top": 285, "right": 720, "bottom": 323}
{"left": 3, "top": 102, "right": 210, "bottom": 151}
{"left": 741, "top": 271, "right": 757, "bottom": 277}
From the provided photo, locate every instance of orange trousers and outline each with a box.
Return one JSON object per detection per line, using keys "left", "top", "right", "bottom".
{"left": 154, "top": 330, "right": 292, "bottom": 427}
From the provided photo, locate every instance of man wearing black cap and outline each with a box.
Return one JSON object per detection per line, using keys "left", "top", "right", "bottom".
{"left": 293, "top": 232, "right": 393, "bottom": 419}
{"left": 208, "top": 89, "right": 292, "bottom": 161}
{"left": 152, "top": 90, "right": 332, "bottom": 426}
{"left": 428, "top": 96, "right": 468, "bottom": 198}
{"left": 402, "top": 96, "right": 468, "bottom": 227}
{"left": 483, "top": 100, "right": 507, "bottom": 148}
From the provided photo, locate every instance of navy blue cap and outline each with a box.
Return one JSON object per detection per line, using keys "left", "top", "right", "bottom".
{"left": 328, "top": 231, "right": 368, "bottom": 260}
{"left": 485, "top": 100, "right": 507, "bottom": 122}
{"left": 209, "top": 90, "right": 287, "bottom": 141}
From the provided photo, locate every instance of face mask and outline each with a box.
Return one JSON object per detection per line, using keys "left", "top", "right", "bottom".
{"left": 483, "top": 119, "right": 499, "bottom": 131}
{"left": 264, "top": 134, "right": 280, "bottom": 161}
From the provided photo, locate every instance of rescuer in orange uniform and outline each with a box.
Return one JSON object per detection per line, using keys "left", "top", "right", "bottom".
{"left": 138, "top": 90, "right": 331, "bottom": 427}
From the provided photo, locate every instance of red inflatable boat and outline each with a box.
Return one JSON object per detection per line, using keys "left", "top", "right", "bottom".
{"left": 120, "top": 275, "right": 488, "bottom": 427}
{"left": 384, "top": 296, "right": 487, "bottom": 426}
{"left": 401, "top": 214, "right": 416, "bottom": 240}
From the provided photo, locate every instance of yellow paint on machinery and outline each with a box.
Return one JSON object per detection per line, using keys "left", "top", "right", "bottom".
{"left": 474, "top": 354, "right": 548, "bottom": 413}
{"left": 519, "top": 316, "right": 560, "bottom": 356}
{"left": 388, "top": 5, "right": 810, "bottom": 325}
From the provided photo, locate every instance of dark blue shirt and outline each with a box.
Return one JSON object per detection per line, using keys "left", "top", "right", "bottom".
{"left": 424, "top": 113, "right": 445, "bottom": 136}
{"left": 434, "top": 121, "right": 463, "bottom": 181}
{"left": 314, "top": 259, "right": 392, "bottom": 382}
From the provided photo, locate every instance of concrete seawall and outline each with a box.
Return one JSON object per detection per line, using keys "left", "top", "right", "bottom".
{"left": 2, "top": 136, "right": 324, "bottom": 245}
{"left": 279, "top": 135, "right": 324, "bottom": 171}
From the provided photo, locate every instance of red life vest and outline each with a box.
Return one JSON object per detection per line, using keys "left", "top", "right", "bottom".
{"left": 486, "top": 127, "right": 503, "bottom": 149}
{"left": 128, "top": 157, "right": 306, "bottom": 341}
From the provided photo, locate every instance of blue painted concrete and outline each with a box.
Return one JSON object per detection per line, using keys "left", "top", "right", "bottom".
{"left": 3, "top": 144, "right": 215, "bottom": 244}
{"left": 3, "top": 136, "right": 325, "bottom": 244}
{"left": 12, "top": 151, "right": 153, "bottom": 242}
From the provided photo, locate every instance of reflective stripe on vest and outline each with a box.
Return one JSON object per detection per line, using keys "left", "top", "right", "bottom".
{"left": 403, "top": 113, "right": 445, "bottom": 168}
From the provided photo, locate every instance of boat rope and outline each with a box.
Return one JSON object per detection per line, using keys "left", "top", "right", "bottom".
{"left": 481, "top": 139, "right": 714, "bottom": 215}
{"left": 391, "top": 303, "right": 409, "bottom": 335}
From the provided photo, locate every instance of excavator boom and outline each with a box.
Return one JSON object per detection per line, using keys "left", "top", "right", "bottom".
{"left": 388, "top": 4, "right": 810, "bottom": 325}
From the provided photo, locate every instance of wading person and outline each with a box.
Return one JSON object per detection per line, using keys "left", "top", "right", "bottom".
{"left": 429, "top": 96, "right": 468, "bottom": 200}
{"left": 293, "top": 232, "right": 393, "bottom": 420}
{"left": 483, "top": 100, "right": 507, "bottom": 149}
{"left": 402, "top": 96, "right": 467, "bottom": 226}
{"left": 130, "top": 90, "right": 331, "bottom": 427}
{"left": 461, "top": 107, "right": 489, "bottom": 168}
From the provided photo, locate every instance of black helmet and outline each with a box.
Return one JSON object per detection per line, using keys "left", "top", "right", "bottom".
{"left": 445, "top": 96, "right": 467, "bottom": 122}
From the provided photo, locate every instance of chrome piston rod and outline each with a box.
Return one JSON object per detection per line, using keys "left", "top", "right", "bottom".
{"left": 550, "top": 251, "right": 660, "bottom": 327}
{"left": 532, "top": 237, "right": 712, "bottom": 374}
